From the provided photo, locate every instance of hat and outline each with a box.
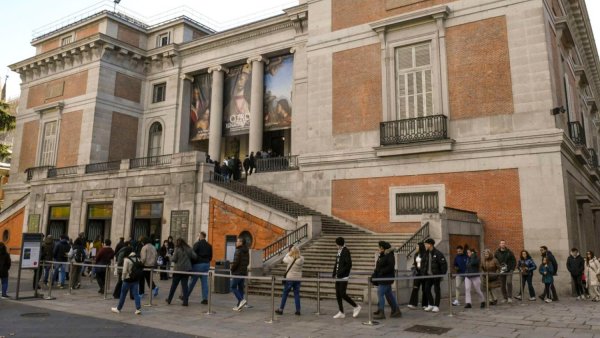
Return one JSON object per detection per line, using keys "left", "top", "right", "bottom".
{"left": 424, "top": 238, "right": 435, "bottom": 245}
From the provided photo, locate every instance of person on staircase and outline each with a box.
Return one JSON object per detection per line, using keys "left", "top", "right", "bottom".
{"left": 372, "top": 241, "right": 401, "bottom": 319}
{"left": 276, "top": 245, "right": 304, "bottom": 315}
{"left": 332, "top": 237, "right": 361, "bottom": 319}
{"left": 422, "top": 238, "right": 447, "bottom": 313}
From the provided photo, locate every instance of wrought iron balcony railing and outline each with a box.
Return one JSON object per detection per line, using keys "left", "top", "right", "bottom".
{"left": 47, "top": 166, "right": 79, "bottom": 178}
{"left": 568, "top": 121, "right": 586, "bottom": 147}
{"left": 129, "top": 154, "right": 172, "bottom": 169}
{"left": 25, "top": 166, "right": 55, "bottom": 181}
{"left": 85, "top": 160, "right": 121, "bottom": 174}
{"left": 255, "top": 155, "right": 299, "bottom": 173}
{"left": 588, "top": 148, "right": 598, "bottom": 168}
{"left": 380, "top": 115, "right": 448, "bottom": 146}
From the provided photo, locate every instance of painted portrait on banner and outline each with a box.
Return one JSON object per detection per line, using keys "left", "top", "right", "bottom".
{"left": 190, "top": 73, "right": 212, "bottom": 141}
{"left": 264, "top": 55, "right": 293, "bottom": 130}
{"left": 223, "top": 64, "right": 252, "bottom": 134}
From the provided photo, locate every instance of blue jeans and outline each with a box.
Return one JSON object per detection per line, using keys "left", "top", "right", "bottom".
{"left": 279, "top": 281, "right": 301, "bottom": 312}
{"left": 43, "top": 265, "right": 51, "bottom": 284}
{"left": 117, "top": 280, "right": 141, "bottom": 311}
{"left": 230, "top": 277, "right": 245, "bottom": 303}
{"left": 187, "top": 263, "right": 210, "bottom": 300}
{"left": 1, "top": 276, "right": 8, "bottom": 296}
{"left": 377, "top": 284, "right": 399, "bottom": 311}
{"left": 52, "top": 262, "right": 67, "bottom": 286}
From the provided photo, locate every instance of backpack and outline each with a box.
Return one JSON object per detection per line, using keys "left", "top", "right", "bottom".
{"left": 125, "top": 256, "right": 144, "bottom": 282}
{"left": 74, "top": 248, "right": 85, "bottom": 263}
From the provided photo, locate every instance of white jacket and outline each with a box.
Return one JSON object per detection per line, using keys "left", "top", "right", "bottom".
{"left": 283, "top": 253, "right": 304, "bottom": 280}
{"left": 586, "top": 257, "right": 600, "bottom": 287}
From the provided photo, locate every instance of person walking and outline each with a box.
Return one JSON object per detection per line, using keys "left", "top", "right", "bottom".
{"left": 159, "top": 240, "right": 169, "bottom": 280}
{"left": 95, "top": 239, "right": 115, "bottom": 294}
{"left": 567, "top": 248, "right": 585, "bottom": 300}
{"left": 0, "top": 242, "right": 11, "bottom": 299}
{"left": 408, "top": 242, "right": 428, "bottom": 310}
{"left": 113, "top": 244, "right": 135, "bottom": 300}
{"left": 230, "top": 237, "right": 250, "bottom": 311}
{"left": 539, "top": 245, "right": 559, "bottom": 301}
{"left": 52, "top": 235, "right": 71, "bottom": 289}
{"left": 111, "top": 250, "right": 142, "bottom": 315}
{"left": 585, "top": 251, "right": 600, "bottom": 301}
{"left": 515, "top": 250, "right": 537, "bottom": 301}
{"left": 463, "top": 248, "right": 485, "bottom": 309}
{"left": 67, "top": 238, "right": 86, "bottom": 289}
{"left": 332, "top": 237, "right": 361, "bottom": 319}
{"left": 453, "top": 245, "right": 468, "bottom": 306}
{"left": 422, "top": 238, "right": 447, "bottom": 313}
{"left": 275, "top": 245, "right": 304, "bottom": 316}
{"left": 165, "top": 238, "right": 196, "bottom": 306}
{"left": 139, "top": 236, "right": 159, "bottom": 297}
{"left": 481, "top": 249, "right": 501, "bottom": 305}
{"left": 187, "top": 232, "right": 212, "bottom": 305}
{"left": 372, "top": 241, "right": 401, "bottom": 319}
{"left": 494, "top": 240, "right": 516, "bottom": 303}
{"left": 540, "top": 256, "right": 555, "bottom": 303}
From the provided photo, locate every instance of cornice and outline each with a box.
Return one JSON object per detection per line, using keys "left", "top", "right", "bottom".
{"left": 370, "top": 5, "right": 450, "bottom": 32}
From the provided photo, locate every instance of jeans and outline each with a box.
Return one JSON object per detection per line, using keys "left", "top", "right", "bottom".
{"left": 139, "top": 269, "right": 157, "bottom": 295}
{"left": 279, "top": 281, "right": 301, "bottom": 312}
{"left": 519, "top": 273, "right": 536, "bottom": 298}
{"left": 52, "top": 262, "right": 67, "bottom": 286}
{"left": 1, "top": 276, "right": 8, "bottom": 296}
{"left": 188, "top": 263, "right": 210, "bottom": 301}
{"left": 571, "top": 274, "right": 584, "bottom": 296}
{"left": 424, "top": 277, "right": 441, "bottom": 307}
{"left": 167, "top": 272, "right": 190, "bottom": 305}
{"left": 70, "top": 264, "right": 82, "bottom": 288}
{"left": 408, "top": 278, "right": 428, "bottom": 307}
{"left": 500, "top": 272, "right": 513, "bottom": 299}
{"left": 464, "top": 276, "right": 485, "bottom": 304}
{"left": 377, "top": 284, "right": 398, "bottom": 311}
{"left": 230, "top": 277, "right": 245, "bottom": 304}
{"left": 116, "top": 280, "right": 141, "bottom": 311}
{"left": 335, "top": 281, "right": 357, "bottom": 312}
{"left": 454, "top": 276, "right": 465, "bottom": 301}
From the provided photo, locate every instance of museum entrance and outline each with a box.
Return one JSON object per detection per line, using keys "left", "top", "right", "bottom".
{"left": 86, "top": 203, "right": 112, "bottom": 242}
{"left": 131, "top": 201, "right": 163, "bottom": 241}
{"left": 47, "top": 205, "right": 70, "bottom": 239}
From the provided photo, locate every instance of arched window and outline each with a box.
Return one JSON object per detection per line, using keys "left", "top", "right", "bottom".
{"left": 148, "top": 122, "right": 163, "bottom": 157}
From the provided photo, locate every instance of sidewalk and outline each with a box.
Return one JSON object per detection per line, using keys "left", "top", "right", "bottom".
{"left": 3, "top": 270, "right": 600, "bottom": 338}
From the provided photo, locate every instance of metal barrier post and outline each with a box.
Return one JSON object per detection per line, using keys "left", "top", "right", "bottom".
{"left": 68, "top": 261, "right": 74, "bottom": 295}
{"left": 447, "top": 272, "right": 454, "bottom": 316}
{"left": 205, "top": 271, "right": 215, "bottom": 315}
{"left": 147, "top": 268, "right": 155, "bottom": 307}
{"left": 265, "top": 276, "right": 276, "bottom": 324}
{"left": 485, "top": 271, "right": 490, "bottom": 309}
{"left": 395, "top": 269, "right": 401, "bottom": 306}
{"left": 45, "top": 263, "right": 56, "bottom": 300}
{"left": 519, "top": 271, "right": 524, "bottom": 305}
{"left": 103, "top": 264, "right": 110, "bottom": 300}
{"left": 314, "top": 273, "right": 322, "bottom": 316}
{"left": 362, "top": 277, "right": 379, "bottom": 326}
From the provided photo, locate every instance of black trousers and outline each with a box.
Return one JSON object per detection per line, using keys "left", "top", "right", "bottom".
{"left": 139, "top": 269, "right": 156, "bottom": 295}
{"left": 424, "top": 277, "right": 441, "bottom": 307}
{"left": 335, "top": 281, "right": 357, "bottom": 312}
{"left": 96, "top": 270, "right": 106, "bottom": 292}
{"left": 409, "top": 278, "right": 428, "bottom": 307}
{"left": 571, "top": 274, "right": 584, "bottom": 296}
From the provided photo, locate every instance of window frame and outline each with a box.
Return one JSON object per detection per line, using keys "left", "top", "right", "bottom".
{"left": 147, "top": 121, "right": 163, "bottom": 157}
{"left": 152, "top": 82, "right": 167, "bottom": 103}
{"left": 388, "top": 184, "right": 445, "bottom": 222}
{"left": 156, "top": 32, "right": 171, "bottom": 47}
{"left": 38, "top": 119, "right": 59, "bottom": 167}
{"left": 394, "top": 42, "right": 434, "bottom": 120}
{"left": 60, "top": 34, "right": 73, "bottom": 46}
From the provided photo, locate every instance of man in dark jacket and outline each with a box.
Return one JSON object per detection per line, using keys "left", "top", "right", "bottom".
{"left": 95, "top": 239, "right": 115, "bottom": 294}
{"left": 188, "top": 232, "right": 213, "bottom": 304}
{"left": 249, "top": 152, "right": 256, "bottom": 175}
{"left": 41, "top": 235, "right": 54, "bottom": 286}
{"left": 231, "top": 237, "right": 249, "bottom": 311}
{"left": 453, "top": 245, "right": 468, "bottom": 306}
{"left": 52, "top": 235, "right": 71, "bottom": 288}
{"left": 422, "top": 238, "right": 447, "bottom": 313}
{"left": 540, "top": 246, "right": 559, "bottom": 301}
{"left": 566, "top": 248, "right": 585, "bottom": 299}
{"left": 243, "top": 155, "right": 250, "bottom": 177}
{"left": 373, "top": 241, "right": 401, "bottom": 319}
{"left": 494, "top": 240, "right": 516, "bottom": 303}
{"left": 332, "top": 237, "right": 361, "bottom": 319}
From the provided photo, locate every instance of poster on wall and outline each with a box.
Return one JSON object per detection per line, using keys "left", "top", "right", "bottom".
{"left": 170, "top": 210, "right": 190, "bottom": 242}
{"left": 190, "top": 73, "right": 212, "bottom": 141}
{"left": 223, "top": 64, "right": 252, "bottom": 134}
{"left": 264, "top": 55, "right": 293, "bottom": 130}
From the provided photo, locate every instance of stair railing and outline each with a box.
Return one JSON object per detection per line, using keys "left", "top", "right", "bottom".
{"left": 262, "top": 224, "right": 308, "bottom": 262}
{"left": 396, "top": 222, "right": 430, "bottom": 258}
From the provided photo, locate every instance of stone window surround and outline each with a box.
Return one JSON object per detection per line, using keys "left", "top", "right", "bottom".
{"left": 146, "top": 120, "right": 164, "bottom": 157}
{"left": 34, "top": 102, "right": 64, "bottom": 167}
{"left": 151, "top": 81, "right": 167, "bottom": 104}
{"left": 389, "top": 184, "right": 445, "bottom": 222}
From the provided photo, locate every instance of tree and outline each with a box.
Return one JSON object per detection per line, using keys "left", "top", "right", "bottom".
{"left": 0, "top": 99, "right": 15, "bottom": 159}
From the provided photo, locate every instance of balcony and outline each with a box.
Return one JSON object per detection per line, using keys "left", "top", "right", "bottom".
{"left": 376, "top": 115, "right": 453, "bottom": 157}
{"left": 47, "top": 165, "right": 78, "bottom": 178}
{"left": 85, "top": 160, "right": 121, "bottom": 174}
{"left": 568, "top": 121, "right": 586, "bottom": 147}
{"left": 129, "top": 154, "right": 172, "bottom": 169}
{"left": 255, "top": 155, "right": 299, "bottom": 173}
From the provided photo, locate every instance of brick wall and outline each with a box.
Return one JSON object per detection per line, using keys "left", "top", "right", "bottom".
{"left": 331, "top": 169, "right": 524, "bottom": 250}
{"left": 332, "top": 0, "right": 455, "bottom": 31}
{"left": 117, "top": 24, "right": 141, "bottom": 48}
{"left": 18, "top": 120, "right": 40, "bottom": 171}
{"left": 75, "top": 22, "right": 100, "bottom": 40}
{"left": 26, "top": 70, "right": 88, "bottom": 109}
{"left": 446, "top": 16, "right": 514, "bottom": 120}
{"left": 114, "top": 72, "right": 142, "bottom": 103}
{"left": 208, "top": 198, "right": 285, "bottom": 264}
{"left": 332, "top": 44, "right": 381, "bottom": 134}
{"left": 0, "top": 207, "right": 25, "bottom": 255}
{"left": 40, "top": 38, "right": 60, "bottom": 53}
{"left": 108, "top": 112, "right": 138, "bottom": 161}
{"left": 56, "top": 110, "right": 83, "bottom": 167}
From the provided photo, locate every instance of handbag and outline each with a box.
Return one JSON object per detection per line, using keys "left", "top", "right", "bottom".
{"left": 282, "top": 258, "right": 297, "bottom": 285}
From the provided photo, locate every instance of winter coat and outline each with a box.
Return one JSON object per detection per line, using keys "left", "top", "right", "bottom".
{"left": 494, "top": 248, "right": 516, "bottom": 272}
{"left": 373, "top": 248, "right": 395, "bottom": 285}
{"left": 481, "top": 256, "right": 502, "bottom": 289}
{"left": 567, "top": 254, "right": 585, "bottom": 276}
{"left": 68, "top": 243, "right": 86, "bottom": 263}
{"left": 53, "top": 239, "right": 71, "bottom": 262}
{"left": 422, "top": 248, "right": 448, "bottom": 276}
{"left": 454, "top": 253, "right": 468, "bottom": 274}
{"left": 0, "top": 250, "right": 11, "bottom": 278}
{"left": 231, "top": 245, "right": 249, "bottom": 276}
{"left": 192, "top": 239, "right": 213, "bottom": 264}
{"left": 585, "top": 258, "right": 600, "bottom": 287}
{"left": 95, "top": 247, "right": 115, "bottom": 266}
{"left": 333, "top": 246, "right": 352, "bottom": 279}
{"left": 122, "top": 252, "right": 140, "bottom": 281}
{"left": 465, "top": 253, "right": 480, "bottom": 275}
{"left": 540, "top": 264, "right": 554, "bottom": 284}
{"left": 517, "top": 258, "right": 537, "bottom": 276}
{"left": 140, "top": 243, "right": 158, "bottom": 267}
{"left": 171, "top": 246, "right": 196, "bottom": 272}
{"left": 42, "top": 238, "right": 54, "bottom": 261}
{"left": 283, "top": 253, "right": 304, "bottom": 280}
{"left": 543, "top": 251, "right": 558, "bottom": 275}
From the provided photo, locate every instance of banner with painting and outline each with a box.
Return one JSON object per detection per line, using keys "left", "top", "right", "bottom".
{"left": 264, "top": 55, "right": 293, "bottom": 130}
{"left": 190, "top": 73, "right": 212, "bottom": 141}
{"left": 223, "top": 64, "right": 252, "bottom": 135}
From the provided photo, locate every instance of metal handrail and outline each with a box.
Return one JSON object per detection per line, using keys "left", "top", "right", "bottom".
{"left": 255, "top": 155, "right": 299, "bottom": 173}
{"left": 85, "top": 160, "right": 121, "bottom": 174}
{"left": 380, "top": 114, "right": 448, "bottom": 145}
{"left": 48, "top": 165, "right": 79, "bottom": 178}
{"left": 24, "top": 166, "right": 55, "bottom": 181}
{"left": 262, "top": 224, "right": 308, "bottom": 262}
{"left": 129, "top": 154, "right": 172, "bottom": 169}
{"left": 396, "top": 222, "right": 430, "bottom": 258}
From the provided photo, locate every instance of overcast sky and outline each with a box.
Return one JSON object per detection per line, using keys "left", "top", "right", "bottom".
{"left": 1, "top": 0, "right": 599, "bottom": 99}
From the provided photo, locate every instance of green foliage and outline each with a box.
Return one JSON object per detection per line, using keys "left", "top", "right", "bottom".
{"left": 0, "top": 100, "right": 15, "bottom": 159}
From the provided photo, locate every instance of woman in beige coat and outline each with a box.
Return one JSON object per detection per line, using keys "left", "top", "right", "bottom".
{"left": 481, "top": 249, "right": 502, "bottom": 305}
{"left": 585, "top": 251, "right": 600, "bottom": 301}
{"left": 275, "top": 246, "right": 304, "bottom": 315}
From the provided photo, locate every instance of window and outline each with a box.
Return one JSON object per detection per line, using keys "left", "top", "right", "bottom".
{"left": 40, "top": 121, "right": 58, "bottom": 166}
{"left": 157, "top": 32, "right": 170, "bottom": 47}
{"left": 2, "top": 229, "right": 8, "bottom": 242}
{"left": 61, "top": 35, "right": 73, "bottom": 46}
{"left": 396, "top": 192, "right": 439, "bottom": 215}
{"left": 389, "top": 184, "right": 445, "bottom": 222}
{"left": 395, "top": 42, "right": 433, "bottom": 120}
{"left": 152, "top": 83, "right": 166, "bottom": 103}
{"left": 147, "top": 122, "right": 163, "bottom": 157}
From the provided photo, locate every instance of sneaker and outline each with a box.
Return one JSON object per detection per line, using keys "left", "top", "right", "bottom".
{"left": 153, "top": 287, "right": 159, "bottom": 297}
{"left": 452, "top": 299, "right": 460, "bottom": 306}
{"left": 238, "top": 299, "right": 247, "bottom": 309}
{"left": 373, "top": 312, "right": 385, "bottom": 320}
{"left": 529, "top": 297, "right": 536, "bottom": 301}
{"left": 201, "top": 299, "right": 208, "bottom": 305}
{"left": 0, "top": 295, "right": 9, "bottom": 299}
{"left": 390, "top": 309, "right": 402, "bottom": 318}
{"left": 514, "top": 295, "right": 522, "bottom": 300}
{"left": 422, "top": 306, "right": 428, "bottom": 310}
{"left": 295, "top": 311, "right": 301, "bottom": 316}
{"left": 232, "top": 306, "right": 240, "bottom": 311}
{"left": 431, "top": 306, "right": 440, "bottom": 313}
{"left": 480, "top": 302, "right": 486, "bottom": 308}
{"left": 500, "top": 298, "right": 507, "bottom": 304}
{"left": 507, "top": 298, "right": 513, "bottom": 304}
{"left": 464, "top": 303, "right": 472, "bottom": 308}
{"left": 333, "top": 311, "right": 345, "bottom": 319}
{"left": 545, "top": 298, "right": 552, "bottom": 303}
{"left": 424, "top": 306, "right": 433, "bottom": 312}
{"left": 59, "top": 285, "right": 65, "bottom": 289}
{"left": 135, "top": 309, "right": 142, "bottom": 315}
{"left": 352, "top": 305, "right": 362, "bottom": 318}
{"left": 407, "top": 304, "right": 416, "bottom": 309}
{"left": 111, "top": 307, "right": 120, "bottom": 314}
{"left": 275, "top": 309, "right": 283, "bottom": 315}
{"left": 165, "top": 298, "right": 171, "bottom": 305}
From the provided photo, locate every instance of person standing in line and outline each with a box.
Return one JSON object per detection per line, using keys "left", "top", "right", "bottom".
{"left": 95, "top": 239, "right": 115, "bottom": 294}
{"left": 515, "top": 250, "right": 537, "bottom": 301}
{"left": 452, "top": 245, "right": 468, "bottom": 306}
{"left": 230, "top": 237, "right": 250, "bottom": 311}
{"left": 0, "top": 242, "right": 11, "bottom": 299}
{"left": 114, "top": 237, "right": 126, "bottom": 255}
{"left": 540, "top": 256, "right": 555, "bottom": 303}
{"left": 52, "top": 235, "right": 71, "bottom": 289}
{"left": 165, "top": 238, "right": 196, "bottom": 306}
{"left": 494, "top": 240, "right": 516, "bottom": 303}
{"left": 159, "top": 240, "right": 169, "bottom": 280}
{"left": 422, "top": 238, "right": 447, "bottom": 313}
{"left": 243, "top": 155, "right": 250, "bottom": 178}
{"left": 41, "top": 235, "right": 54, "bottom": 286}
{"left": 111, "top": 250, "right": 142, "bottom": 315}
{"left": 408, "top": 242, "right": 428, "bottom": 310}
{"left": 67, "top": 238, "right": 86, "bottom": 289}
{"left": 249, "top": 152, "right": 256, "bottom": 175}
{"left": 139, "top": 236, "right": 159, "bottom": 297}
{"left": 539, "top": 245, "right": 559, "bottom": 301}
{"left": 113, "top": 244, "right": 134, "bottom": 300}
{"left": 187, "top": 232, "right": 213, "bottom": 305}
{"left": 372, "top": 241, "right": 401, "bottom": 319}
{"left": 332, "top": 237, "right": 361, "bottom": 319}
{"left": 275, "top": 246, "right": 304, "bottom": 316}
{"left": 567, "top": 248, "right": 585, "bottom": 300}
{"left": 463, "top": 248, "right": 485, "bottom": 309}
{"left": 585, "top": 251, "right": 600, "bottom": 301}
{"left": 481, "top": 249, "right": 501, "bottom": 305}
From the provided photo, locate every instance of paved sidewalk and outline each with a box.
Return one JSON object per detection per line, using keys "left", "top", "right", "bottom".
{"left": 3, "top": 271, "right": 600, "bottom": 337}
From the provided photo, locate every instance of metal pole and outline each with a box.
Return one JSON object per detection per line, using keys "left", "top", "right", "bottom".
{"left": 314, "top": 273, "right": 322, "bottom": 316}
{"left": 103, "top": 264, "right": 110, "bottom": 300}
{"left": 395, "top": 269, "right": 401, "bottom": 306}
{"left": 147, "top": 268, "right": 155, "bottom": 306}
{"left": 447, "top": 272, "right": 454, "bottom": 317}
{"left": 45, "top": 263, "right": 56, "bottom": 300}
{"left": 519, "top": 271, "right": 524, "bottom": 305}
{"left": 205, "top": 271, "right": 215, "bottom": 315}
{"left": 485, "top": 271, "right": 489, "bottom": 309}
{"left": 68, "top": 261, "right": 74, "bottom": 295}
{"left": 362, "top": 277, "right": 379, "bottom": 326}
{"left": 265, "top": 276, "right": 276, "bottom": 324}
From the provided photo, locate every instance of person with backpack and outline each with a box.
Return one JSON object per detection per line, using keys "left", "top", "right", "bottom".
{"left": 67, "top": 238, "right": 86, "bottom": 289}
{"left": 113, "top": 243, "right": 135, "bottom": 300}
{"left": 111, "top": 250, "right": 143, "bottom": 315}
{"left": 187, "top": 232, "right": 212, "bottom": 304}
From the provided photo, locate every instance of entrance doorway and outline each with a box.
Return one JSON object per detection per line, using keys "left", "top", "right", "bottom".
{"left": 263, "top": 129, "right": 290, "bottom": 157}
{"left": 86, "top": 203, "right": 112, "bottom": 241}
{"left": 47, "top": 205, "right": 70, "bottom": 239}
{"left": 131, "top": 201, "right": 163, "bottom": 242}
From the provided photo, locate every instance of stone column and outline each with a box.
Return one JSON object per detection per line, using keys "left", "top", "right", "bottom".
{"left": 176, "top": 74, "right": 193, "bottom": 153}
{"left": 247, "top": 56, "right": 268, "bottom": 155}
{"left": 434, "top": 13, "right": 449, "bottom": 117}
{"left": 208, "top": 65, "right": 227, "bottom": 161}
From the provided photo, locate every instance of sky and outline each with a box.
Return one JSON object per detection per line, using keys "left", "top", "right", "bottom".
{"left": 1, "top": 0, "right": 599, "bottom": 100}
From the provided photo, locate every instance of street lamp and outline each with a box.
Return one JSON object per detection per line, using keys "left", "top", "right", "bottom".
{"left": 113, "top": 0, "right": 121, "bottom": 12}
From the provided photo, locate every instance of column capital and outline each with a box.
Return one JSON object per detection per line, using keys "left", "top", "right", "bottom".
{"left": 208, "top": 65, "right": 229, "bottom": 74}
{"left": 246, "top": 55, "right": 269, "bottom": 65}
{"left": 290, "top": 47, "right": 298, "bottom": 54}
{"left": 179, "top": 74, "right": 194, "bottom": 82}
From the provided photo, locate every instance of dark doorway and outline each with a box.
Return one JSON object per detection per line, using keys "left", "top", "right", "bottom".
{"left": 47, "top": 205, "right": 70, "bottom": 238}
{"left": 131, "top": 201, "right": 163, "bottom": 242}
